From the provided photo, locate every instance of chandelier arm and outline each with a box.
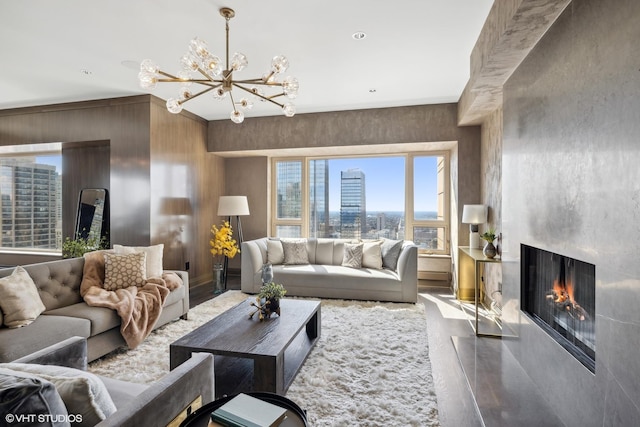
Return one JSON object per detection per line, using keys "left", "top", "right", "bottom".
{"left": 228, "top": 90, "right": 239, "bottom": 113}
{"left": 182, "top": 85, "right": 218, "bottom": 104}
{"left": 234, "top": 78, "right": 284, "bottom": 87}
{"left": 157, "top": 69, "right": 221, "bottom": 86}
{"left": 233, "top": 83, "right": 285, "bottom": 108}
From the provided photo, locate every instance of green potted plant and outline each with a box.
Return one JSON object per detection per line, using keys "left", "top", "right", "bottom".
{"left": 250, "top": 282, "right": 287, "bottom": 321}
{"left": 259, "top": 282, "right": 287, "bottom": 301}
{"left": 480, "top": 228, "right": 497, "bottom": 259}
{"left": 62, "top": 232, "right": 108, "bottom": 258}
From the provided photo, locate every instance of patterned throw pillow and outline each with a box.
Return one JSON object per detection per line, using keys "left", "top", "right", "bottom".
{"left": 281, "top": 240, "right": 309, "bottom": 265}
{"left": 342, "top": 243, "right": 364, "bottom": 268}
{"left": 103, "top": 252, "right": 147, "bottom": 291}
{"left": 113, "top": 244, "right": 164, "bottom": 278}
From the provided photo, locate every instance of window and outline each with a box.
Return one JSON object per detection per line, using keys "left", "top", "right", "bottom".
{"left": 272, "top": 153, "right": 450, "bottom": 254}
{"left": 0, "top": 144, "right": 62, "bottom": 252}
{"left": 273, "top": 160, "right": 304, "bottom": 238}
{"left": 411, "top": 155, "right": 448, "bottom": 252}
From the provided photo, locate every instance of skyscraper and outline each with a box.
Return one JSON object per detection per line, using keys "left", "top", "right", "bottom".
{"left": 340, "top": 168, "right": 366, "bottom": 239}
{"left": 0, "top": 158, "right": 60, "bottom": 249}
{"left": 309, "top": 159, "right": 329, "bottom": 237}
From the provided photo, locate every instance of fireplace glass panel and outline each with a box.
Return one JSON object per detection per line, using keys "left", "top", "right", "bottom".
{"left": 521, "top": 244, "right": 596, "bottom": 372}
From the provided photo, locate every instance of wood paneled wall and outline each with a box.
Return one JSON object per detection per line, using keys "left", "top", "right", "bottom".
{"left": 62, "top": 141, "right": 110, "bottom": 240}
{"left": 0, "top": 95, "right": 220, "bottom": 286}
{"left": 149, "top": 98, "right": 221, "bottom": 286}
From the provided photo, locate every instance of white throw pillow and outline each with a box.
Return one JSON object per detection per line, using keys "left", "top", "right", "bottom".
{"left": 113, "top": 244, "right": 164, "bottom": 278}
{"left": 2, "top": 363, "right": 117, "bottom": 427}
{"left": 281, "top": 239, "right": 309, "bottom": 265}
{"left": 362, "top": 241, "right": 383, "bottom": 269}
{"left": 103, "top": 252, "right": 147, "bottom": 290}
{"left": 342, "top": 243, "right": 364, "bottom": 268}
{"left": 267, "top": 239, "right": 285, "bottom": 265}
{"left": 0, "top": 266, "right": 46, "bottom": 328}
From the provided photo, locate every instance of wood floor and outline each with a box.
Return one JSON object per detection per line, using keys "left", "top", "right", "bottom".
{"left": 188, "top": 277, "right": 554, "bottom": 427}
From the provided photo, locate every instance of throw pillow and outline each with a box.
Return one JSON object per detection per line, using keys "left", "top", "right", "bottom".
{"left": 362, "top": 241, "right": 383, "bottom": 269}
{"left": 267, "top": 239, "right": 285, "bottom": 265}
{"left": 103, "top": 252, "right": 147, "bottom": 291}
{"left": 3, "top": 363, "right": 117, "bottom": 427}
{"left": 0, "top": 266, "right": 46, "bottom": 328}
{"left": 342, "top": 243, "right": 364, "bottom": 268}
{"left": 381, "top": 239, "right": 404, "bottom": 271}
{"left": 113, "top": 244, "right": 164, "bottom": 278}
{"left": 0, "top": 367, "right": 69, "bottom": 424}
{"left": 281, "top": 240, "right": 309, "bottom": 265}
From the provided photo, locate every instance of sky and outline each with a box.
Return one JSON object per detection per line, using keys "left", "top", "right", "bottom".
{"left": 326, "top": 156, "right": 438, "bottom": 212}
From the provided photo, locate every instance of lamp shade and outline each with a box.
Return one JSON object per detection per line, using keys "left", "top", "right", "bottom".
{"left": 462, "top": 205, "right": 487, "bottom": 224}
{"left": 217, "top": 196, "right": 250, "bottom": 216}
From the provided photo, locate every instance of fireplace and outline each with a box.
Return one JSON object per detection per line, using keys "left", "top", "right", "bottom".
{"left": 521, "top": 244, "right": 596, "bottom": 372}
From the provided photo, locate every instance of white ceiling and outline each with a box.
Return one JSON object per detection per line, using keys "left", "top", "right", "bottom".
{"left": 0, "top": 0, "right": 493, "bottom": 121}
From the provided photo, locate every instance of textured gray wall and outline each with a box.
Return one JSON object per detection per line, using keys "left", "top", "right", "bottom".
{"left": 209, "top": 104, "right": 482, "bottom": 254}
{"left": 501, "top": 0, "right": 640, "bottom": 424}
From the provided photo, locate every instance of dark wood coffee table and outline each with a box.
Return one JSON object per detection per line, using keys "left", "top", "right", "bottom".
{"left": 170, "top": 297, "right": 321, "bottom": 398}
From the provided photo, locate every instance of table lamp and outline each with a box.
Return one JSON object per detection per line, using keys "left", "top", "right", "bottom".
{"left": 462, "top": 205, "right": 487, "bottom": 249}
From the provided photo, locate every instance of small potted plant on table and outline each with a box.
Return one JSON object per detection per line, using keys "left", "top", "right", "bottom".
{"left": 250, "top": 282, "right": 287, "bottom": 321}
{"left": 480, "top": 228, "right": 498, "bottom": 259}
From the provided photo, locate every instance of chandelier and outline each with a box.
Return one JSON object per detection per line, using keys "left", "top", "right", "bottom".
{"left": 138, "top": 7, "right": 299, "bottom": 123}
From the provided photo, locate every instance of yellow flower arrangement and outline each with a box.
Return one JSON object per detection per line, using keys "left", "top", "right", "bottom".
{"left": 209, "top": 220, "right": 240, "bottom": 263}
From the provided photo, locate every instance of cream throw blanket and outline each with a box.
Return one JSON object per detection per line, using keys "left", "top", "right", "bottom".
{"left": 80, "top": 250, "right": 183, "bottom": 349}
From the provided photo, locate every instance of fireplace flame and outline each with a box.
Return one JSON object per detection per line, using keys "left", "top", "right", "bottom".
{"left": 546, "top": 276, "right": 587, "bottom": 321}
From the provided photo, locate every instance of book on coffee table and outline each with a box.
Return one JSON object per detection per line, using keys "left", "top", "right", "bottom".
{"left": 210, "top": 393, "right": 288, "bottom": 427}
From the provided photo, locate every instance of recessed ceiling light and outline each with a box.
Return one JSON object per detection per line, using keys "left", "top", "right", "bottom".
{"left": 80, "top": 69, "right": 92, "bottom": 76}
{"left": 352, "top": 31, "right": 366, "bottom": 40}
{"left": 369, "top": 89, "right": 377, "bottom": 93}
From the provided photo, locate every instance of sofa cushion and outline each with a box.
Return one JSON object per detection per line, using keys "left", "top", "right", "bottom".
{"left": 267, "top": 239, "right": 285, "bottom": 265}
{"left": 0, "top": 315, "right": 91, "bottom": 363}
{"left": 3, "top": 363, "right": 117, "bottom": 427}
{"left": 44, "top": 303, "right": 120, "bottom": 336}
{"left": 114, "top": 244, "right": 164, "bottom": 278}
{"left": 0, "top": 266, "right": 46, "bottom": 328}
{"left": 103, "top": 252, "right": 147, "bottom": 290}
{"left": 342, "top": 243, "right": 364, "bottom": 268}
{"left": 0, "top": 367, "right": 69, "bottom": 426}
{"left": 282, "top": 240, "right": 309, "bottom": 265}
{"left": 381, "top": 239, "right": 404, "bottom": 271}
{"left": 362, "top": 241, "right": 383, "bottom": 269}
{"left": 98, "top": 375, "right": 148, "bottom": 409}
{"left": 315, "top": 239, "right": 335, "bottom": 265}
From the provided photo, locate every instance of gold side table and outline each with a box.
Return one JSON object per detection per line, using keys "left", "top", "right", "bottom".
{"left": 458, "top": 246, "right": 506, "bottom": 337}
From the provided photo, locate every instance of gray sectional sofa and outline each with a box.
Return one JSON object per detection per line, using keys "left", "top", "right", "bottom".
{"left": 241, "top": 237, "right": 418, "bottom": 303}
{"left": 8, "top": 336, "right": 213, "bottom": 427}
{"left": 0, "top": 257, "right": 189, "bottom": 363}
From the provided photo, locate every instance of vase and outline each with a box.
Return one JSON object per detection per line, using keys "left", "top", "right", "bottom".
{"left": 213, "top": 263, "right": 225, "bottom": 294}
{"left": 483, "top": 242, "right": 497, "bottom": 259}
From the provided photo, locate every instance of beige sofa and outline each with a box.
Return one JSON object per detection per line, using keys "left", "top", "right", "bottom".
{"left": 0, "top": 257, "right": 189, "bottom": 363}
{"left": 241, "top": 238, "right": 418, "bottom": 303}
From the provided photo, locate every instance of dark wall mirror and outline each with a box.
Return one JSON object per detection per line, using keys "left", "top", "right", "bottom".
{"left": 75, "top": 188, "right": 110, "bottom": 245}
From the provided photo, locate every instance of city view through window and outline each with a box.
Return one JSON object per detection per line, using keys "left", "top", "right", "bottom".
{"left": 276, "top": 155, "right": 447, "bottom": 252}
{"left": 0, "top": 154, "right": 62, "bottom": 251}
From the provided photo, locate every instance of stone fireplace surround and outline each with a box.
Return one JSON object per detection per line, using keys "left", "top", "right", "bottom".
{"left": 498, "top": 0, "right": 640, "bottom": 424}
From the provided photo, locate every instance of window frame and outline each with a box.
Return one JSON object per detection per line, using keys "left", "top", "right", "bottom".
{"left": 271, "top": 151, "right": 450, "bottom": 255}
{"left": 0, "top": 146, "right": 63, "bottom": 254}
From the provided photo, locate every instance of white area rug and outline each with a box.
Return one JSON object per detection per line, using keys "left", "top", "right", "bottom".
{"left": 89, "top": 291, "right": 440, "bottom": 426}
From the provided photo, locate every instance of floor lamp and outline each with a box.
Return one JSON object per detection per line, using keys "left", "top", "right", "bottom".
{"left": 217, "top": 196, "right": 250, "bottom": 289}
